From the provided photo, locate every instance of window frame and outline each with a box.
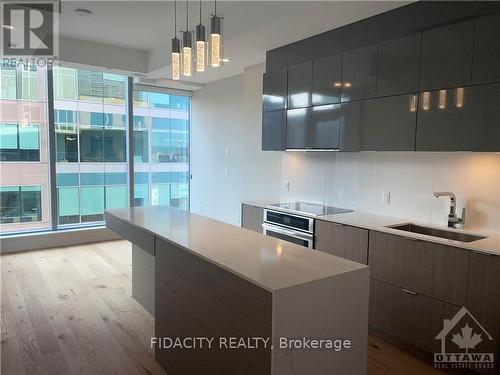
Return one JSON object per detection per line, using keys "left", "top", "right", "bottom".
{"left": 0, "top": 66, "right": 192, "bottom": 237}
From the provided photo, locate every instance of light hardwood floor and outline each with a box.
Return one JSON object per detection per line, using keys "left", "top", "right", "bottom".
{"left": 1, "top": 240, "right": 446, "bottom": 375}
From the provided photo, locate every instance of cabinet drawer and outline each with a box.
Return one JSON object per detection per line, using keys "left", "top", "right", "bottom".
{"left": 370, "top": 279, "right": 460, "bottom": 354}
{"left": 369, "top": 231, "right": 469, "bottom": 305}
{"left": 315, "top": 221, "right": 368, "bottom": 264}
{"left": 369, "top": 278, "right": 414, "bottom": 345}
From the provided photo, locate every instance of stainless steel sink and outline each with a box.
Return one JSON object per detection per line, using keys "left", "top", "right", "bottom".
{"left": 386, "top": 223, "right": 487, "bottom": 243}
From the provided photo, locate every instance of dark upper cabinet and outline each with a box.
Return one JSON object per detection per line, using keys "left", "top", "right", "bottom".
{"left": 341, "top": 44, "right": 377, "bottom": 102}
{"left": 262, "top": 110, "right": 286, "bottom": 151}
{"left": 419, "top": 21, "right": 473, "bottom": 91}
{"left": 376, "top": 34, "right": 421, "bottom": 96}
{"left": 287, "top": 61, "right": 313, "bottom": 108}
{"left": 340, "top": 94, "right": 417, "bottom": 152}
{"left": 312, "top": 54, "right": 342, "bottom": 105}
{"left": 262, "top": 67, "right": 287, "bottom": 112}
{"left": 286, "top": 104, "right": 340, "bottom": 149}
{"left": 472, "top": 13, "right": 500, "bottom": 85}
{"left": 416, "top": 83, "right": 500, "bottom": 151}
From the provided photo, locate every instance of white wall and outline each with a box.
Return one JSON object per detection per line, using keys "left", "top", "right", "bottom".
{"left": 280, "top": 152, "right": 500, "bottom": 233}
{"left": 190, "top": 64, "right": 282, "bottom": 225}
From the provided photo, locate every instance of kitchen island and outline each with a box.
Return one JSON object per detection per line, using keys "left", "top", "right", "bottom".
{"left": 106, "top": 205, "right": 369, "bottom": 375}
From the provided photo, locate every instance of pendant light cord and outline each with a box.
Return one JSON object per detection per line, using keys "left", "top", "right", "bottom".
{"left": 199, "top": 0, "right": 202, "bottom": 23}
{"left": 174, "top": 0, "right": 177, "bottom": 35}
{"left": 215, "top": 0, "right": 217, "bottom": 15}
{"left": 186, "top": 0, "right": 189, "bottom": 30}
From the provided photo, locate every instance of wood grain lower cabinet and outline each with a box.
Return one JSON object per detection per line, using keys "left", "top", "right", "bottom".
{"left": 369, "top": 231, "right": 469, "bottom": 306}
{"left": 370, "top": 279, "right": 460, "bottom": 353}
{"left": 467, "top": 252, "right": 500, "bottom": 374}
{"left": 241, "top": 203, "right": 264, "bottom": 233}
{"left": 314, "top": 220, "right": 368, "bottom": 264}
{"left": 369, "top": 278, "right": 414, "bottom": 344}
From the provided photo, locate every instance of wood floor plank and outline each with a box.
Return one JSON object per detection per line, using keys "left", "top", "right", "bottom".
{"left": 2, "top": 240, "right": 448, "bottom": 375}
{"left": 2, "top": 258, "right": 48, "bottom": 375}
{"left": 1, "top": 277, "right": 27, "bottom": 375}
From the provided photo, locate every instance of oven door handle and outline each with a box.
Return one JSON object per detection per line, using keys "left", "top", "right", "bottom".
{"left": 262, "top": 223, "right": 314, "bottom": 239}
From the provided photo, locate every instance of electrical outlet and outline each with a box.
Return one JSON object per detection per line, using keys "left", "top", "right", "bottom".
{"left": 382, "top": 191, "right": 391, "bottom": 204}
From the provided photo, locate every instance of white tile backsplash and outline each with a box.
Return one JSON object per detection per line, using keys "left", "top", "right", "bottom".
{"left": 280, "top": 152, "right": 500, "bottom": 234}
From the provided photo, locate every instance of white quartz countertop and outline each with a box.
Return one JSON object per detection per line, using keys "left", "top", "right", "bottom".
{"left": 106, "top": 206, "right": 367, "bottom": 292}
{"left": 243, "top": 200, "right": 500, "bottom": 256}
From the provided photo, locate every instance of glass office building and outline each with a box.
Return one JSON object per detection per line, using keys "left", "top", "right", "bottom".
{"left": 0, "top": 64, "right": 190, "bottom": 234}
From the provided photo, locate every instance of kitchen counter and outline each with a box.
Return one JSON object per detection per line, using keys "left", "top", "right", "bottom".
{"left": 106, "top": 205, "right": 366, "bottom": 291}
{"left": 106, "top": 205, "right": 369, "bottom": 375}
{"left": 243, "top": 200, "right": 500, "bottom": 256}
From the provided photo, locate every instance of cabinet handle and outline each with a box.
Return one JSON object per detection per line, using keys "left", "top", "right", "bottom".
{"left": 472, "top": 250, "right": 492, "bottom": 256}
{"left": 333, "top": 223, "right": 344, "bottom": 227}
{"left": 402, "top": 288, "right": 418, "bottom": 296}
{"left": 403, "top": 236, "right": 420, "bottom": 242}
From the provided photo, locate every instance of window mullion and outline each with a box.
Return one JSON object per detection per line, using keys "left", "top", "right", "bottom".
{"left": 46, "top": 68, "right": 58, "bottom": 231}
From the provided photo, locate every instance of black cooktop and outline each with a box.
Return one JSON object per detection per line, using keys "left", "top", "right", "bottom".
{"left": 267, "top": 202, "right": 353, "bottom": 216}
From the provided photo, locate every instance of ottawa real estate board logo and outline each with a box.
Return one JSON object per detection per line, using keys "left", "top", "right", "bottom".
{"left": 2, "top": 1, "right": 59, "bottom": 66}
{"left": 434, "top": 306, "right": 496, "bottom": 371}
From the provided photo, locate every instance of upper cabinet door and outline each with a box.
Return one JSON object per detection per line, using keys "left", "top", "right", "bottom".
{"left": 340, "top": 94, "right": 417, "bottom": 152}
{"left": 376, "top": 34, "right": 421, "bottom": 97}
{"left": 286, "top": 105, "right": 340, "bottom": 149}
{"left": 472, "top": 13, "right": 500, "bottom": 85}
{"left": 419, "top": 21, "right": 473, "bottom": 91}
{"left": 262, "top": 110, "right": 286, "bottom": 151}
{"left": 287, "top": 61, "right": 313, "bottom": 108}
{"left": 312, "top": 54, "right": 342, "bottom": 105}
{"left": 341, "top": 44, "right": 378, "bottom": 102}
{"left": 308, "top": 104, "right": 341, "bottom": 149}
{"left": 262, "top": 67, "right": 287, "bottom": 112}
{"left": 416, "top": 83, "right": 500, "bottom": 151}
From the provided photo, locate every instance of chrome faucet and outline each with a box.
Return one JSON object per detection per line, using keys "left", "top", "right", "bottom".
{"left": 433, "top": 192, "right": 466, "bottom": 228}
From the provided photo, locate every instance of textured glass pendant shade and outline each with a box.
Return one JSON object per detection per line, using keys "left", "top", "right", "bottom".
{"left": 183, "top": 31, "right": 192, "bottom": 77}
{"left": 196, "top": 23, "right": 206, "bottom": 72}
{"left": 171, "top": 37, "right": 181, "bottom": 80}
{"left": 210, "top": 15, "right": 221, "bottom": 67}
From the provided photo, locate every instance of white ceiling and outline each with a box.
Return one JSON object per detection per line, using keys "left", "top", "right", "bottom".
{"left": 58, "top": 1, "right": 409, "bottom": 88}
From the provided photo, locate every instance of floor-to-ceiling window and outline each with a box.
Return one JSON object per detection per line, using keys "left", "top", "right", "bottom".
{"left": 54, "top": 67, "right": 128, "bottom": 226}
{"left": 0, "top": 64, "right": 51, "bottom": 233}
{"left": 133, "top": 90, "right": 190, "bottom": 210}
{"left": 0, "top": 63, "right": 190, "bottom": 235}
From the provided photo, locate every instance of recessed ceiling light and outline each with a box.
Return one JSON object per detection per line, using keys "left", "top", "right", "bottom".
{"left": 222, "top": 58, "right": 230, "bottom": 63}
{"left": 2, "top": 24, "right": 14, "bottom": 30}
{"left": 74, "top": 8, "right": 92, "bottom": 17}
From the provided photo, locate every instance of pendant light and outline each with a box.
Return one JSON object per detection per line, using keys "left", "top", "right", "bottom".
{"left": 210, "top": 0, "right": 222, "bottom": 67}
{"left": 182, "top": 0, "right": 192, "bottom": 77}
{"left": 195, "top": 0, "right": 206, "bottom": 72}
{"left": 171, "top": 0, "right": 180, "bottom": 80}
